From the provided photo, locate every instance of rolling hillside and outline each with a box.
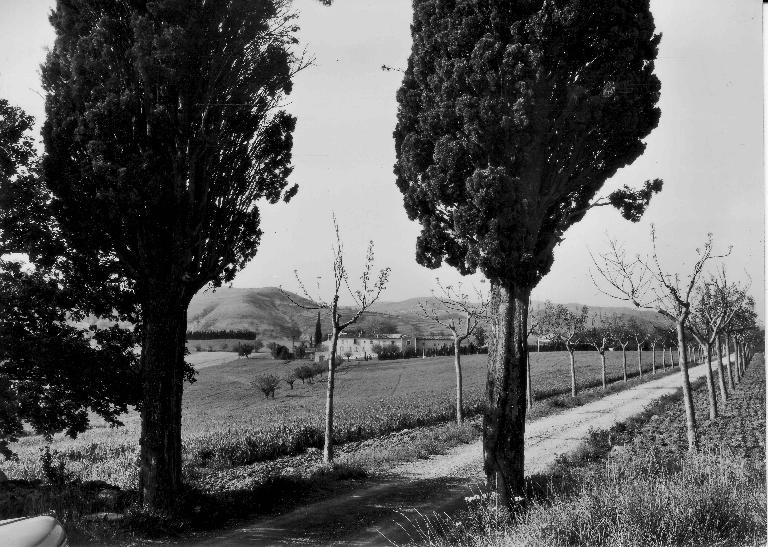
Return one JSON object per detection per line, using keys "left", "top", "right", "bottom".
{"left": 187, "top": 287, "right": 672, "bottom": 344}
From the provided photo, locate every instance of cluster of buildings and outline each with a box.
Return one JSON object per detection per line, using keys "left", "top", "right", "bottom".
{"left": 314, "top": 332, "right": 471, "bottom": 362}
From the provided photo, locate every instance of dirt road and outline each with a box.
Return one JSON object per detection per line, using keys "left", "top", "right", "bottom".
{"left": 196, "top": 360, "right": 716, "bottom": 546}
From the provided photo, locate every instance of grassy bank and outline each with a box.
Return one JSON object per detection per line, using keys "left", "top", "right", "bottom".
{"left": 418, "top": 355, "right": 766, "bottom": 547}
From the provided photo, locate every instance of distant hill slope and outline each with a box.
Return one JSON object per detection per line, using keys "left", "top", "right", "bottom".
{"left": 187, "top": 287, "right": 673, "bottom": 344}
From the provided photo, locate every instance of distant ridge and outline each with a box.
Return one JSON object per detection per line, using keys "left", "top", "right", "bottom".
{"left": 187, "top": 286, "right": 672, "bottom": 344}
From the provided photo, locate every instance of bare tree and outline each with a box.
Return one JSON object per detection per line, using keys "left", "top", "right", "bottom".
{"left": 526, "top": 301, "right": 544, "bottom": 409}
{"left": 627, "top": 318, "right": 650, "bottom": 378}
{"left": 730, "top": 296, "right": 757, "bottom": 382}
{"left": 540, "top": 302, "right": 588, "bottom": 398}
{"left": 583, "top": 320, "right": 612, "bottom": 390}
{"left": 609, "top": 317, "right": 632, "bottom": 383}
{"left": 648, "top": 327, "right": 665, "bottom": 374}
{"left": 712, "top": 270, "right": 749, "bottom": 391}
{"left": 591, "top": 228, "right": 729, "bottom": 451}
{"left": 419, "top": 280, "right": 488, "bottom": 424}
{"left": 282, "top": 217, "right": 390, "bottom": 462}
{"left": 688, "top": 283, "right": 725, "bottom": 420}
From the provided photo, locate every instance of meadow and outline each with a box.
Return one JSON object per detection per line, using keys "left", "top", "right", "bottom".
{"left": 4, "top": 349, "right": 673, "bottom": 490}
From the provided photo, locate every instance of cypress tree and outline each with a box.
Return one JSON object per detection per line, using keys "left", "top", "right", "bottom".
{"left": 395, "top": 0, "right": 662, "bottom": 505}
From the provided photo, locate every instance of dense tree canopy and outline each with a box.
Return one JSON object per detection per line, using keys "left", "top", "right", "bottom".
{"left": 395, "top": 0, "right": 662, "bottom": 286}
{"left": 395, "top": 0, "right": 663, "bottom": 506}
{"left": 41, "top": 0, "right": 303, "bottom": 510}
{"left": 0, "top": 99, "right": 139, "bottom": 460}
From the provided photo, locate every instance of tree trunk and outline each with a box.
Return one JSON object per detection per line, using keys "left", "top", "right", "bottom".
{"left": 651, "top": 344, "right": 657, "bottom": 374}
{"left": 670, "top": 346, "right": 675, "bottom": 367}
{"left": 568, "top": 346, "right": 577, "bottom": 397}
{"left": 324, "top": 331, "right": 339, "bottom": 463}
{"left": 703, "top": 342, "right": 717, "bottom": 420}
{"left": 714, "top": 334, "right": 728, "bottom": 403}
{"left": 675, "top": 322, "right": 698, "bottom": 451}
{"left": 621, "top": 347, "right": 627, "bottom": 382}
{"left": 139, "top": 293, "right": 187, "bottom": 512}
{"left": 637, "top": 344, "right": 642, "bottom": 377}
{"left": 734, "top": 341, "right": 742, "bottom": 382}
{"left": 724, "top": 333, "right": 735, "bottom": 391}
{"left": 484, "top": 281, "right": 529, "bottom": 508}
{"left": 454, "top": 338, "right": 463, "bottom": 424}
{"left": 526, "top": 350, "right": 534, "bottom": 409}
{"left": 600, "top": 352, "right": 606, "bottom": 390}
{"left": 661, "top": 345, "right": 667, "bottom": 368}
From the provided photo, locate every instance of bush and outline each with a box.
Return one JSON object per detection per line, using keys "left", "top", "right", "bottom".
{"left": 253, "top": 339, "right": 264, "bottom": 353}
{"left": 251, "top": 374, "right": 280, "bottom": 399}
{"left": 311, "top": 361, "right": 327, "bottom": 378}
{"left": 284, "top": 374, "right": 297, "bottom": 390}
{"left": 270, "top": 344, "right": 291, "bottom": 360}
{"left": 194, "top": 344, "right": 202, "bottom": 352}
{"left": 295, "top": 365, "right": 314, "bottom": 384}
{"left": 238, "top": 343, "right": 254, "bottom": 358}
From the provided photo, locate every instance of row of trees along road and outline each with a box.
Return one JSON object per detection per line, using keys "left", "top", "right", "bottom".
{"left": 394, "top": 0, "right": 664, "bottom": 507}
{"left": 0, "top": 0, "right": 337, "bottom": 513}
{"left": 592, "top": 228, "right": 760, "bottom": 450}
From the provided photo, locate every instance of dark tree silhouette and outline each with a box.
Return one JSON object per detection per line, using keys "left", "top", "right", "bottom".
{"left": 41, "top": 0, "right": 303, "bottom": 510}
{"left": 314, "top": 312, "right": 323, "bottom": 347}
{"left": 394, "top": 0, "right": 663, "bottom": 505}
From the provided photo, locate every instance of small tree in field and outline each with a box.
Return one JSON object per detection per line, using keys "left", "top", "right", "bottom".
{"left": 526, "top": 302, "right": 544, "bottom": 408}
{"left": 626, "top": 318, "right": 650, "bottom": 377}
{"left": 647, "top": 327, "right": 665, "bottom": 373}
{"left": 419, "top": 280, "right": 488, "bottom": 424}
{"left": 253, "top": 339, "right": 264, "bottom": 354}
{"left": 583, "top": 323, "right": 612, "bottom": 390}
{"left": 609, "top": 317, "right": 632, "bottom": 382}
{"left": 540, "top": 303, "right": 588, "bottom": 397}
{"left": 252, "top": 374, "right": 280, "bottom": 399}
{"left": 238, "top": 344, "right": 255, "bottom": 359}
{"left": 284, "top": 373, "right": 297, "bottom": 390}
{"left": 688, "top": 283, "right": 725, "bottom": 420}
{"left": 282, "top": 218, "right": 389, "bottom": 462}
{"left": 591, "top": 229, "right": 728, "bottom": 451}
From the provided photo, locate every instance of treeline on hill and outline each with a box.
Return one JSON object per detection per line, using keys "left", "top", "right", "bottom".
{"left": 187, "top": 330, "right": 258, "bottom": 340}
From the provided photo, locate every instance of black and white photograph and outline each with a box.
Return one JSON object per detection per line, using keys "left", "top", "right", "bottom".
{"left": 0, "top": 0, "right": 764, "bottom": 545}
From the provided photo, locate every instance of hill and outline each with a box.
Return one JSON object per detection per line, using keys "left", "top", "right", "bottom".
{"left": 187, "top": 287, "right": 672, "bottom": 344}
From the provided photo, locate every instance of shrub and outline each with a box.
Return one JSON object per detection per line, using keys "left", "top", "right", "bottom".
{"left": 251, "top": 374, "right": 280, "bottom": 399}
{"left": 270, "top": 344, "right": 291, "bottom": 360}
{"left": 284, "top": 374, "right": 297, "bottom": 390}
{"left": 238, "top": 343, "right": 254, "bottom": 358}
{"left": 253, "top": 339, "right": 264, "bottom": 353}
{"left": 40, "top": 446, "right": 75, "bottom": 486}
{"left": 295, "top": 365, "right": 314, "bottom": 384}
{"left": 311, "top": 361, "right": 326, "bottom": 378}
{"left": 194, "top": 344, "right": 202, "bottom": 352}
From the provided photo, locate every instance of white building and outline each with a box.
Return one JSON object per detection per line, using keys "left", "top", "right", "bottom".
{"left": 315, "top": 332, "right": 470, "bottom": 361}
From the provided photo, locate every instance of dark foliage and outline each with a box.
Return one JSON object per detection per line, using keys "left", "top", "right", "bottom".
{"left": 394, "top": 0, "right": 662, "bottom": 285}
{"left": 0, "top": 99, "right": 140, "bottom": 460}
{"left": 187, "top": 330, "right": 258, "bottom": 340}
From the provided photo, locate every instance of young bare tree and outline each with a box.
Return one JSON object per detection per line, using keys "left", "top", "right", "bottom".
{"left": 712, "top": 271, "right": 749, "bottom": 391}
{"left": 648, "top": 327, "right": 665, "bottom": 374}
{"left": 688, "top": 283, "right": 725, "bottom": 420}
{"left": 282, "top": 218, "right": 390, "bottom": 462}
{"left": 591, "top": 228, "right": 728, "bottom": 451}
{"left": 609, "top": 317, "right": 632, "bottom": 383}
{"left": 419, "top": 280, "right": 488, "bottom": 424}
{"left": 730, "top": 296, "right": 757, "bottom": 382}
{"left": 526, "top": 301, "right": 543, "bottom": 409}
{"left": 583, "top": 321, "right": 612, "bottom": 390}
{"left": 627, "top": 318, "right": 650, "bottom": 378}
{"left": 540, "top": 303, "right": 588, "bottom": 398}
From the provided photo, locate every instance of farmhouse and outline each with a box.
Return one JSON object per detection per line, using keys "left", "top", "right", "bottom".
{"left": 315, "top": 332, "right": 470, "bottom": 361}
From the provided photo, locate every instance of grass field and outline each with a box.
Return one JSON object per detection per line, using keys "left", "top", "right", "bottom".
{"left": 3, "top": 349, "right": 673, "bottom": 490}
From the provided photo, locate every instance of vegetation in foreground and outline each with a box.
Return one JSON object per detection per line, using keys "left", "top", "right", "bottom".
{"left": 2, "top": 351, "right": 679, "bottom": 544}
{"left": 413, "top": 355, "right": 766, "bottom": 547}
{"left": 5, "top": 351, "right": 674, "bottom": 487}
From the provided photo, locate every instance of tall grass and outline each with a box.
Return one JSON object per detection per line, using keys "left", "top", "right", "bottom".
{"left": 413, "top": 449, "right": 766, "bottom": 547}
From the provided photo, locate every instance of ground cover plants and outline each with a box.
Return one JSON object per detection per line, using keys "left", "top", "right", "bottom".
{"left": 417, "top": 355, "right": 766, "bottom": 547}
{"left": 4, "top": 350, "right": 674, "bottom": 488}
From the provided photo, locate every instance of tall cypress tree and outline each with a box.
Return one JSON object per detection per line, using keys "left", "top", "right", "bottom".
{"left": 395, "top": 0, "right": 662, "bottom": 505}
{"left": 314, "top": 311, "right": 323, "bottom": 347}
{"left": 42, "top": 0, "right": 300, "bottom": 511}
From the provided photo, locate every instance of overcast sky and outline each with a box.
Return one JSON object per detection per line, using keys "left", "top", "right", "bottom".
{"left": 0, "top": 0, "right": 763, "bottom": 320}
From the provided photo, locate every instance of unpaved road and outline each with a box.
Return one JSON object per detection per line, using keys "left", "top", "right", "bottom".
{"left": 197, "top": 360, "right": 717, "bottom": 546}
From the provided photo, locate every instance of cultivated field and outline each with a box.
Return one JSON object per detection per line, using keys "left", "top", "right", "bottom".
{"left": 4, "top": 350, "right": 673, "bottom": 490}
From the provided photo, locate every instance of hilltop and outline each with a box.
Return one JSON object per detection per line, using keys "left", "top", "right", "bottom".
{"left": 187, "top": 286, "right": 672, "bottom": 344}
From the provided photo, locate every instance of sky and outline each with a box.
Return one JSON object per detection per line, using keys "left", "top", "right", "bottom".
{"left": 0, "top": 0, "right": 763, "bottom": 320}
